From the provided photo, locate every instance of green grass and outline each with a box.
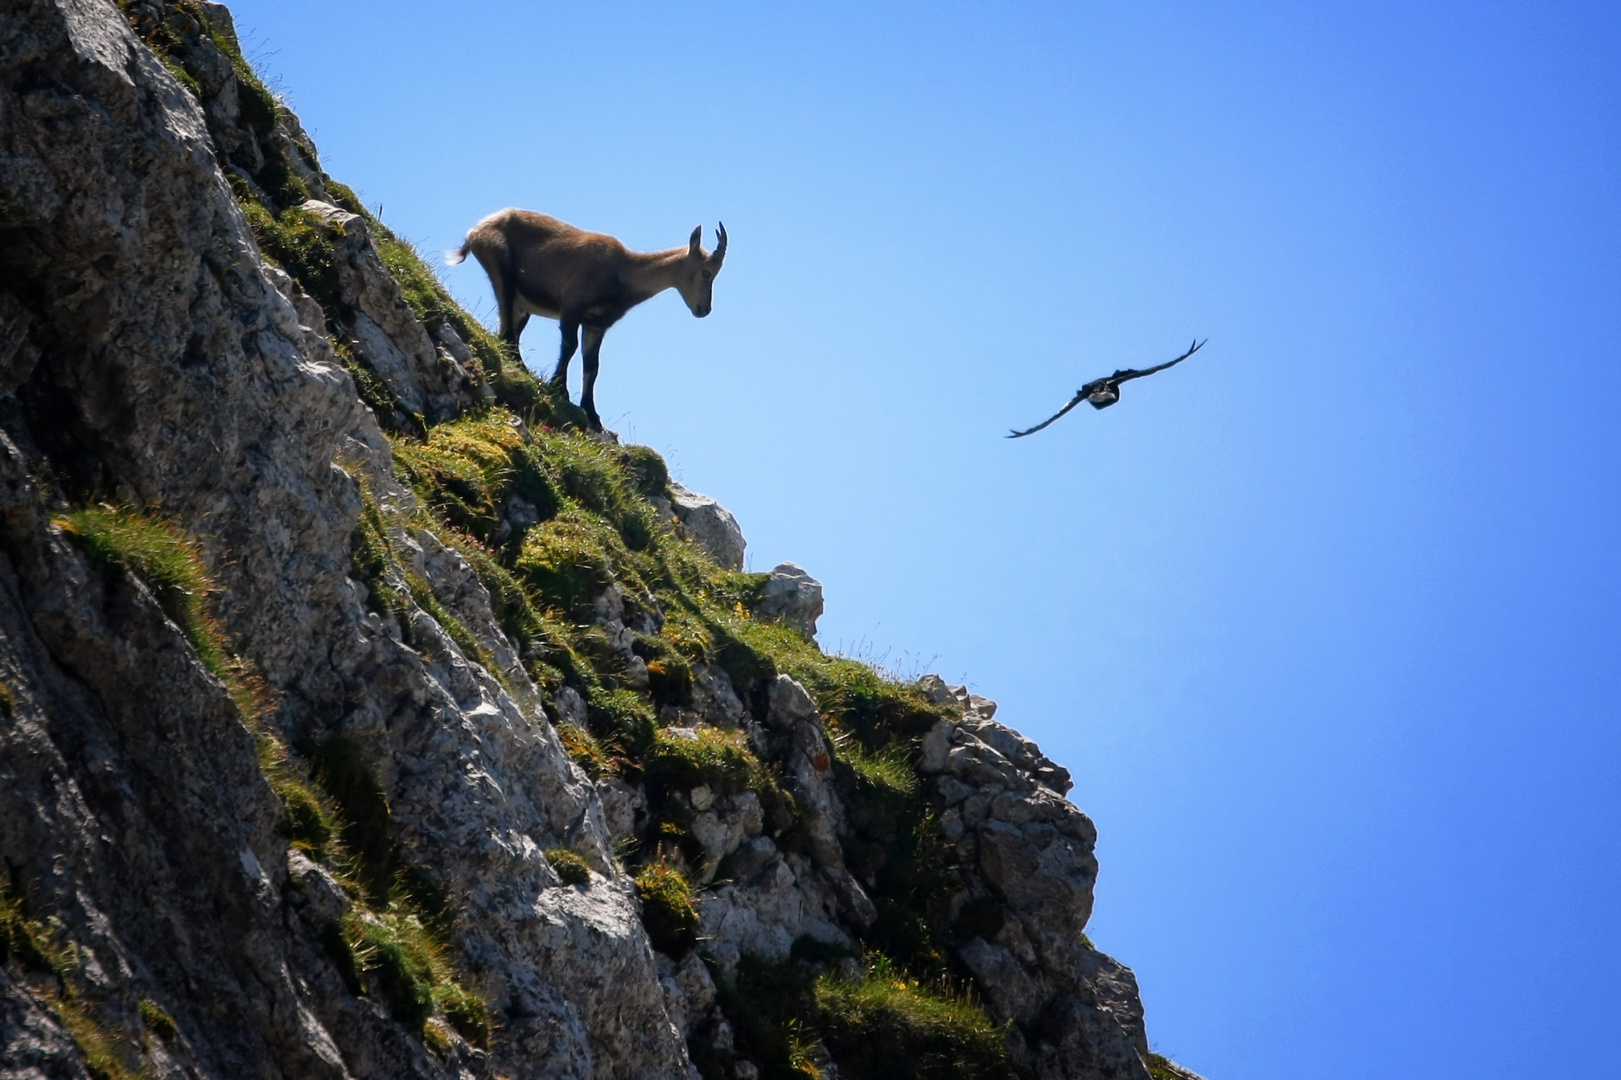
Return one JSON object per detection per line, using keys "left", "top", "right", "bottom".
{"left": 812, "top": 956, "right": 1009, "bottom": 1080}
{"left": 57, "top": 507, "right": 222, "bottom": 668}
{"left": 645, "top": 726, "right": 755, "bottom": 799}
{"left": 545, "top": 848, "right": 592, "bottom": 887}
{"left": 54, "top": 997, "right": 145, "bottom": 1080}
{"left": 137, "top": 999, "right": 178, "bottom": 1045}
{"left": 704, "top": 950, "right": 1007, "bottom": 1080}
{"left": 634, "top": 860, "right": 699, "bottom": 957}
{"left": 341, "top": 909, "right": 435, "bottom": 1027}
{"left": 836, "top": 739, "right": 918, "bottom": 797}
{"left": 329, "top": 902, "right": 490, "bottom": 1046}
{"left": 54, "top": 506, "right": 271, "bottom": 721}
{"left": 1147, "top": 1052, "right": 1192, "bottom": 1080}
{"left": 556, "top": 722, "right": 616, "bottom": 779}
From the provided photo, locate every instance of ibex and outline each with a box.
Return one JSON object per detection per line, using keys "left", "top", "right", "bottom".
{"left": 448, "top": 210, "right": 727, "bottom": 430}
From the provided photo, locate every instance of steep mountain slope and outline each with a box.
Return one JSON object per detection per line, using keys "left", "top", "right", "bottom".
{"left": 0, "top": 1, "right": 1204, "bottom": 1078}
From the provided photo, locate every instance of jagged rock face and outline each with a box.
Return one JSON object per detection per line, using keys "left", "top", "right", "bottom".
{"left": 0, "top": 1, "right": 1198, "bottom": 1078}
{"left": 916, "top": 677, "right": 1150, "bottom": 1080}
{"left": 0, "top": 1, "right": 684, "bottom": 1076}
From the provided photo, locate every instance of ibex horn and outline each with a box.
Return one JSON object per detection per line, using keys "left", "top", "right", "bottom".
{"left": 713, "top": 221, "right": 728, "bottom": 263}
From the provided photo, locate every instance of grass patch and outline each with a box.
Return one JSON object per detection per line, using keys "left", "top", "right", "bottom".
{"left": 545, "top": 848, "right": 591, "bottom": 887}
{"left": 706, "top": 951, "right": 1006, "bottom": 1080}
{"left": 308, "top": 736, "right": 394, "bottom": 905}
{"left": 556, "top": 722, "right": 616, "bottom": 780}
{"left": 341, "top": 909, "right": 435, "bottom": 1027}
{"left": 1147, "top": 1053, "right": 1191, "bottom": 1080}
{"left": 813, "top": 956, "right": 1009, "bottom": 1080}
{"left": 56, "top": 507, "right": 223, "bottom": 671}
{"left": 331, "top": 904, "right": 491, "bottom": 1047}
{"left": 53, "top": 997, "right": 143, "bottom": 1080}
{"left": 54, "top": 506, "right": 269, "bottom": 721}
{"left": 836, "top": 739, "right": 918, "bottom": 797}
{"left": 256, "top": 732, "right": 339, "bottom": 859}
{"left": 137, "top": 999, "right": 177, "bottom": 1045}
{"left": 634, "top": 859, "right": 698, "bottom": 957}
{"left": 240, "top": 200, "right": 340, "bottom": 311}
{"left": 645, "top": 726, "right": 755, "bottom": 800}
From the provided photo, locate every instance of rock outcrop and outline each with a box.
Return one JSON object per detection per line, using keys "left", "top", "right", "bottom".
{"left": 756, "top": 562, "right": 824, "bottom": 642}
{"left": 0, "top": 2, "right": 1205, "bottom": 1079}
{"left": 665, "top": 482, "right": 747, "bottom": 570}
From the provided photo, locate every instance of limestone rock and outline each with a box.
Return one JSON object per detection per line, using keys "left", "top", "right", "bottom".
{"left": 755, "top": 561, "right": 824, "bottom": 641}
{"left": 299, "top": 199, "right": 472, "bottom": 422}
{"left": 668, "top": 481, "right": 746, "bottom": 569}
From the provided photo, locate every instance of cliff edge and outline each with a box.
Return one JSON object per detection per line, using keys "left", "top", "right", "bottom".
{"left": 0, "top": 2, "right": 1204, "bottom": 1078}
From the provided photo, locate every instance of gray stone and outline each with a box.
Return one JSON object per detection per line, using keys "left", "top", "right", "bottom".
{"left": 692, "top": 663, "right": 747, "bottom": 727}
{"left": 668, "top": 482, "right": 746, "bottom": 569}
{"left": 755, "top": 562, "right": 823, "bottom": 641}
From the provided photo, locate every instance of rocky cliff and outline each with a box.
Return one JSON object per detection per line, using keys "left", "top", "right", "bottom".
{"left": 0, "top": 2, "right": 1205, "bottom": 1078}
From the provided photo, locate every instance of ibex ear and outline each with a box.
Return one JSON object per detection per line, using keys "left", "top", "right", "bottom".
{"left": 689, "top": 225, "right": 703, "bottom": 256}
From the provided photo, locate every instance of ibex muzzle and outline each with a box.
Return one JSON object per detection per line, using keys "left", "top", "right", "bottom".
{"left": 448, "top": 210, "right": 727, "bottom": 430}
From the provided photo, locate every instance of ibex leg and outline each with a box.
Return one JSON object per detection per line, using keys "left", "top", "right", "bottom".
{"left": 495, "top": 262, "right": 525, "bottom": 347}
{"left": 580, "top": 326, "right": 605, "bottom": 431}
{"left": 553, "top": 321, "right": 579, "bottom": 391}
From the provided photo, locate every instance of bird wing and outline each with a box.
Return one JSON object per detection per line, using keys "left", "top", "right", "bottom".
{"left": 1006, "top": 389, "right": 1090, "bottom": 438}
{"left": 1109, "top": 338, "right": 1207, "bottom": 385}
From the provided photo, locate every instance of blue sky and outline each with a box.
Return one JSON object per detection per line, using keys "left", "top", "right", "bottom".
{"left": 226, "top": 1, "right": 1621, "bottom": 1075}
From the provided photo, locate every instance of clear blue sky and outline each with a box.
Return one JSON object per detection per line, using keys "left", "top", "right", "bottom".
{"left": 227, "top": 2, "right": 1621, "bottom": 1075}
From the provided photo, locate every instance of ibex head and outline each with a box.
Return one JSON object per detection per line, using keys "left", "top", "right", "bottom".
{"left": 675, "top": 222, "right": 727, "bottom": 318}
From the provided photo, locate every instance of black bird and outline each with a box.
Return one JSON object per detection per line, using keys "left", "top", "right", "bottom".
{"left": 1007, "top": 338, "right": 1206, "bottom": 438}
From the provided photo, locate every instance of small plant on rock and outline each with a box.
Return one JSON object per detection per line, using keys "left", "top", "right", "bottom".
{"left": 545, "top": 848, "right": 592, "bottom": 887}
{"left": 634, "top": 858, "right": 699, "bottom": 957}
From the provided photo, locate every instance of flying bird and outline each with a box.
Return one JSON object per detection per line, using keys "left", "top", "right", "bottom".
{"left": 1006, "top": 338, "right": 1207, "bottom": 438}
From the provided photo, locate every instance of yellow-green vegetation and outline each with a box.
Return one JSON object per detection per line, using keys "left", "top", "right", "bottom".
{"left": 56, "top": 507, "right": 222, "bottom": 669}
{"left": 634, "top": 860, "right": 699, "bottom": 957}
{"left": 645, "top": 726, "right": 755, "bottom": 798}
{"left": 137, "top": 998, "right": 178, "bottom": 1046}
{"left": 813, "top": 957, "right": 1008, "bottom": 1080}
{"left": 545, "top": 848, "right": 592, "bottom": 887}
{"left": 295, "top": 736, "right": 487, "bottom": 1048}
{"left": 329, "top": 907, "right": 486, "bottom": 1046}
{"left": 1147, "top": 1052, "right": 1189, "bottom": 1080}
{"left": 54, "top": 997, "right": 146, "bottom": 1080}
{"left": 53, "top": 506, "right": 269, "bottom": 719}
{"left": 705, "top": 951, "right": 1009, "bottom": 1080}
